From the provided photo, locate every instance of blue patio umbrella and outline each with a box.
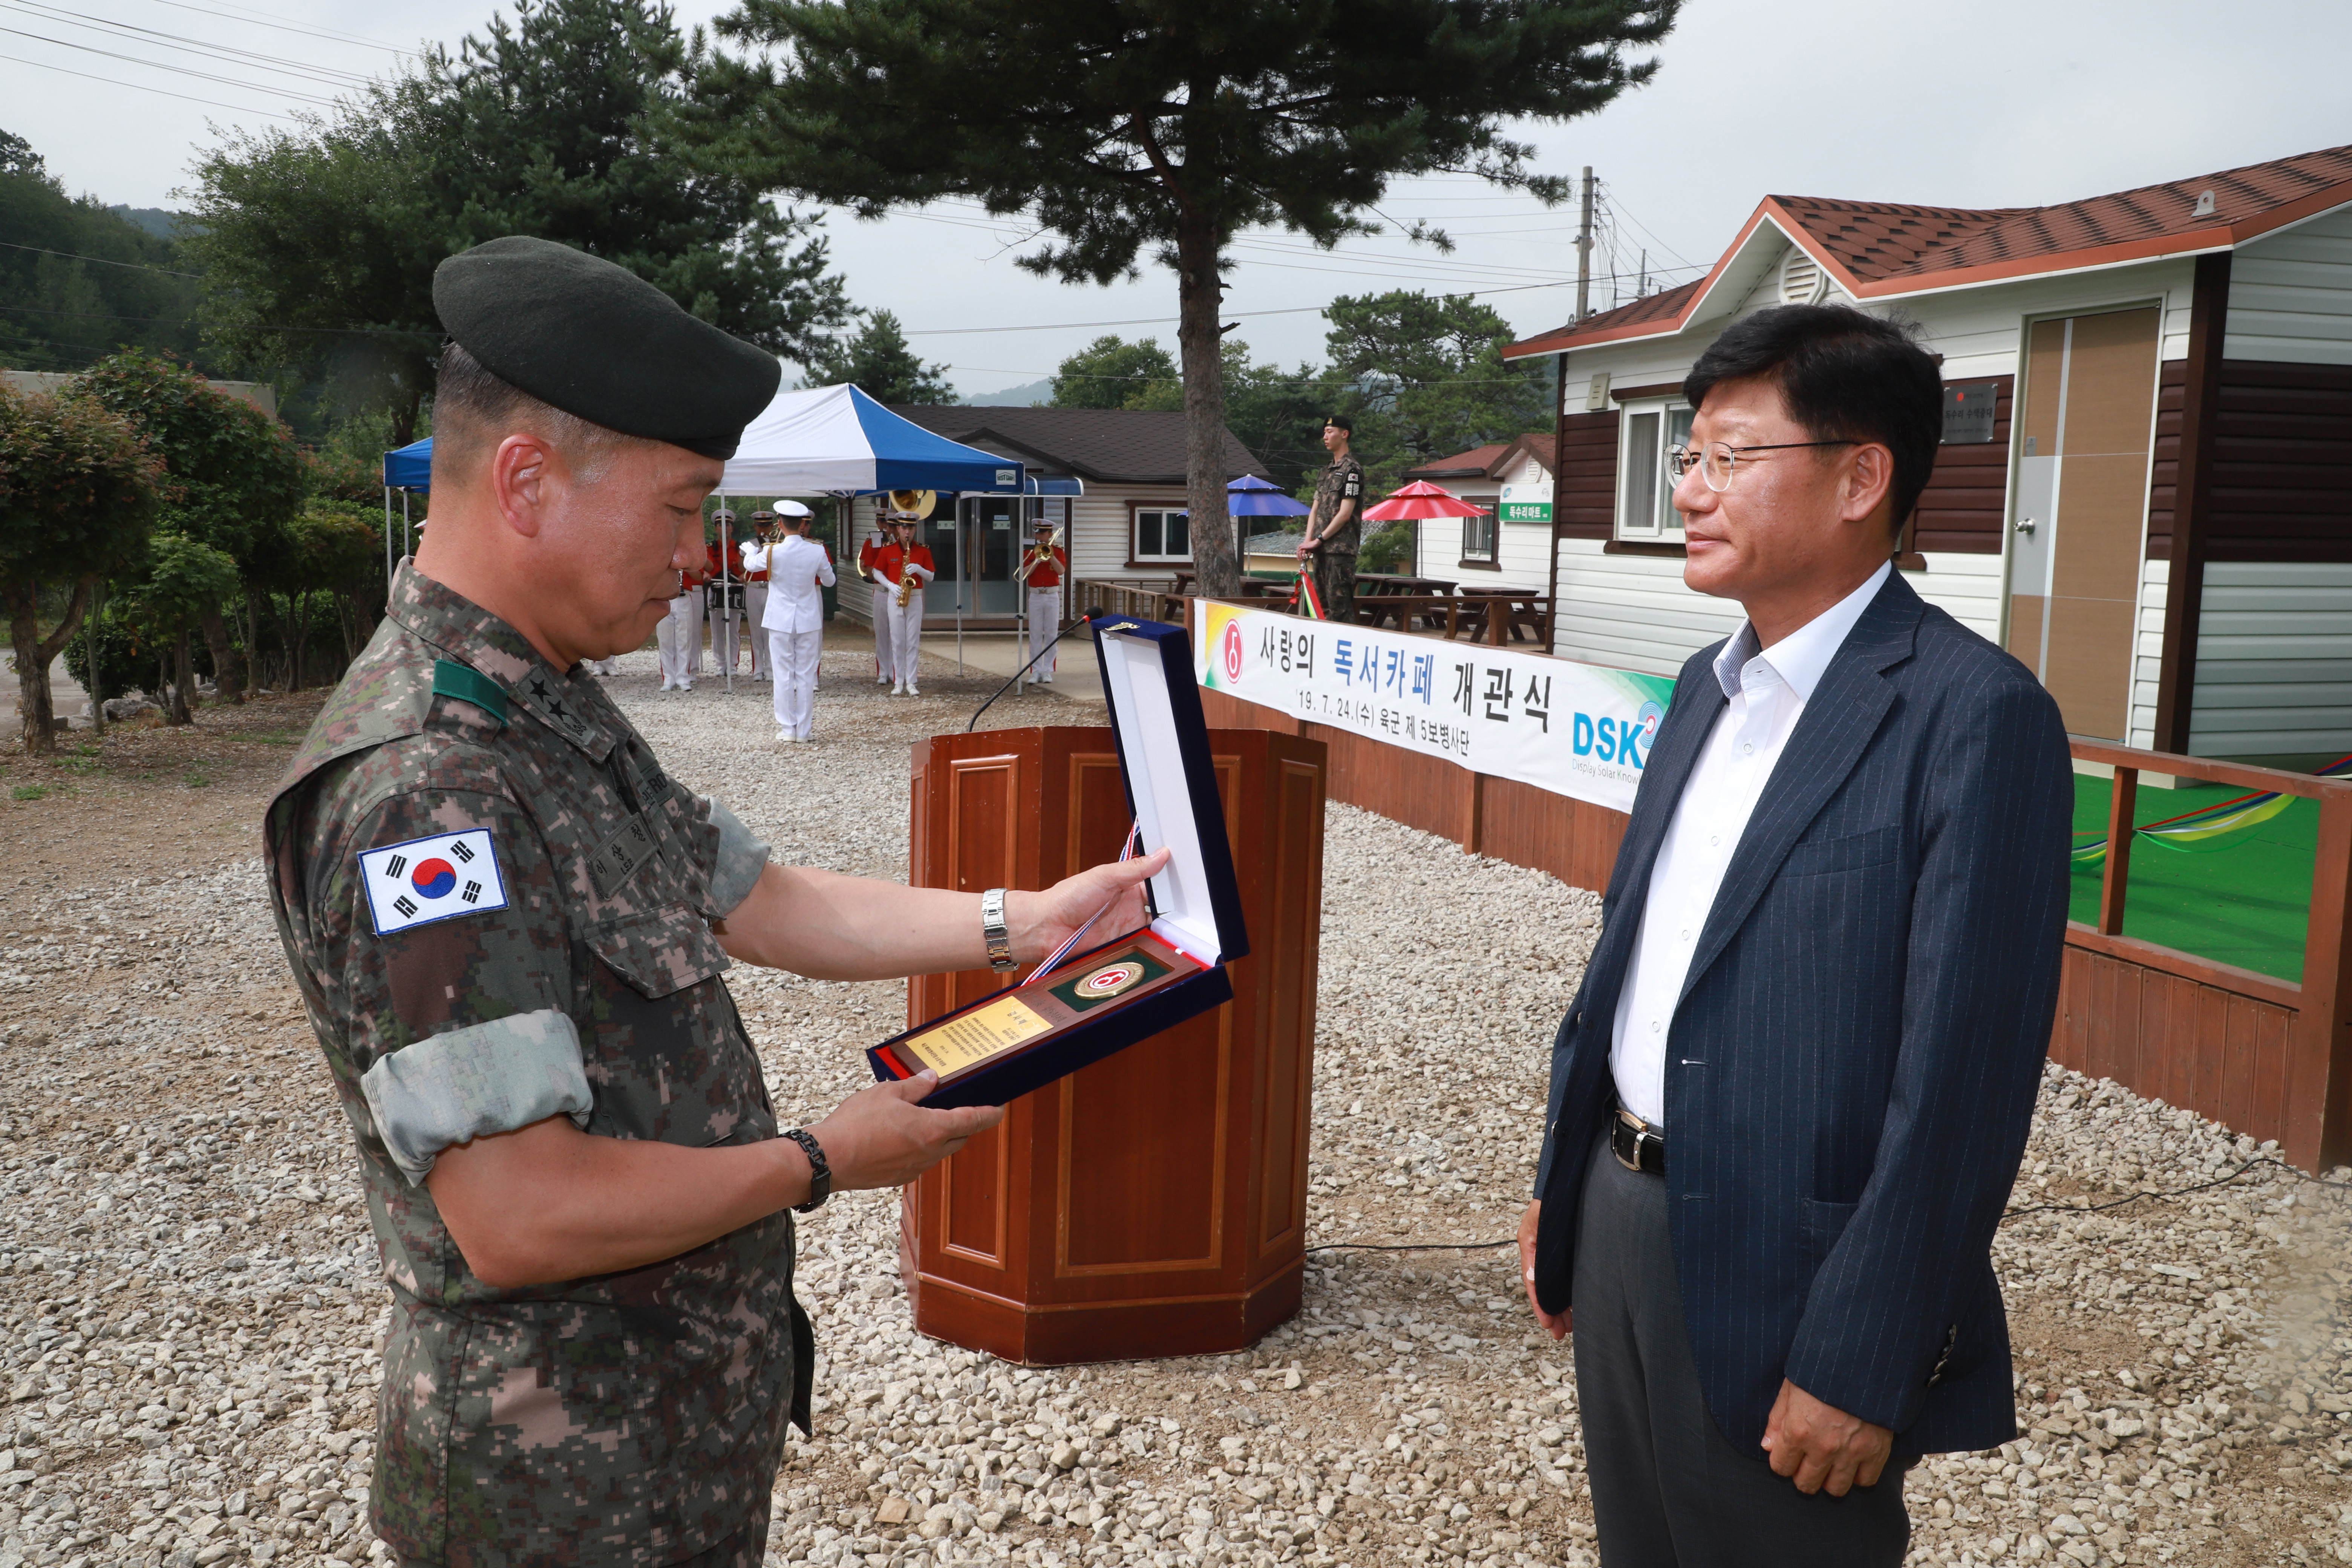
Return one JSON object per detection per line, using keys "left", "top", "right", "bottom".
{"left": 1228, "top": 474, "right": 1309, "bottom": 516}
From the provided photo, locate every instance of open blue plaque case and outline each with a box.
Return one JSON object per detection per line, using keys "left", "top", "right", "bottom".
{"left": 867, "top": 614, "right": 1250, "bottom": 1109}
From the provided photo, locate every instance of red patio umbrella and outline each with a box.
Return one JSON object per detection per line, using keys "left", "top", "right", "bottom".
{"left": 1360, "top": 479, "right": 1490, "bottom": 522}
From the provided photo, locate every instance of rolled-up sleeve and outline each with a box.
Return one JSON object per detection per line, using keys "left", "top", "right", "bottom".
{"left": 702, "top": 793, "right": 772, "bottom": 915}
{"left": 361, "top": 1009, "right": 592, "bottom": 1182}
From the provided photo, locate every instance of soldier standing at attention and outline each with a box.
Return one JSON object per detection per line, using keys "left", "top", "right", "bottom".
{"left": 1297, "top": 414, "right": 1366, "bottom": 624}
{"left": 262, "top": 236, "right": 1167, "bottom": 1568}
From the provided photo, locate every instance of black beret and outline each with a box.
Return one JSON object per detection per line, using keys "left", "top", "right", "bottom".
{"left": 1325, "top": 413, "right": 1353, "bottom": 433}
{"left": 433, "top": 236, "right": 781, "bottom": 460}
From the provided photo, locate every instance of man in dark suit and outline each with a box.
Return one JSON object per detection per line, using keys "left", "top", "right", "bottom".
{"left": 1517, "top": 304, "right": 2073, "bottom": 1566}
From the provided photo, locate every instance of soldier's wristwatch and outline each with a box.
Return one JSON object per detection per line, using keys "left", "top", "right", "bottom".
{"left": 981, "top": 887, "right": 1018, "bottom": 972}
{"left": 782, "top": 1127, "right": 831, "bottom": 1213}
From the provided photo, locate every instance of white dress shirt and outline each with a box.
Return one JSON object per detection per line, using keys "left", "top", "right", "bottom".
{"left": 747, "top": 535, "right": 836, "bottom": 633}
{"left": 1609, "top": 562, "right": 1891, "bottom": 1127}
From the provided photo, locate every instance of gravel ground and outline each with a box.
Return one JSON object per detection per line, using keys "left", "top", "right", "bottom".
{"left": 1, "top": 638, "right": 2349, "bottom": 1568}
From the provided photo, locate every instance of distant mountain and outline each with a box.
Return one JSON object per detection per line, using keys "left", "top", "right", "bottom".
{"left": 962, "top": 378, "right": 1053, "bottom": 407}
{"left": 105, "top": 205, "right": 186, "bottom": 240}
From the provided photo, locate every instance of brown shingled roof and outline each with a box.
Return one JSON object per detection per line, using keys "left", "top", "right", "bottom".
{"left": 1402, "top": 442, "right": 1511, "bottom": 480}
{"left": 1505, "top": 143, "right": 2352, "bottom": 359}
{"left": 885, "top": 404, "right": 1266, "bottom": 486}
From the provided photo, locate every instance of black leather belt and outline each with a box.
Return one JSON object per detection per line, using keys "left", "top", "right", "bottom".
{"left": 1611, "top": 1108, "right": 1665, "bottom": 1176}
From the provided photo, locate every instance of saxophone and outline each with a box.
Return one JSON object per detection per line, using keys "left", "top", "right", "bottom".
{"left": 896, "top": 555, "right": 918, "bottom": 609}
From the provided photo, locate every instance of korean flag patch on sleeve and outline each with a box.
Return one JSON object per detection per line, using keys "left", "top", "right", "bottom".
{"left": 357, "top": 828, "right": 509, "bottom": 936}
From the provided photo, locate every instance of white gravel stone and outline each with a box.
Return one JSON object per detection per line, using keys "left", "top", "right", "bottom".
{"left": 0, "top": 643, "right": 2346, "bottom": 1568}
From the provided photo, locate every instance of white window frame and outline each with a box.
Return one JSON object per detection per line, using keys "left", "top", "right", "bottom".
{"left": 1132, "top": 505, "right": 1192, "bottom": 563}
{"left": 1459, "top": 507, "right": 1499, "bottom": 564}
{"left": 1615, "top": 398, "right": 1693, "bottom": 542}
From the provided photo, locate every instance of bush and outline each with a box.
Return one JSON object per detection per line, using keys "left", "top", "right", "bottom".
{"left": 1358, "top": 521, "right": 1415, "bottom": 574}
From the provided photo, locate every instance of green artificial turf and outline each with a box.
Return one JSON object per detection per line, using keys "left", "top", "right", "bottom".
{"left": 2069, "top": 772, "right": 2316, "bottom": 983}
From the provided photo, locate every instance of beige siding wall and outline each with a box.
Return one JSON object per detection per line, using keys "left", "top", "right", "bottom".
{"left": 2225, "top": 203, "right": 2352, "bottom": 366}
{"left": 2131, "top": 557, "right": 2169, "bottom": 751}
{"left": 1070, "top": 485, "right": 1191, "bottom": 584}
{"left": 1549, "top": 539, "right": 2001, "bottom": 677}
{"left": 2188, "top": 561, "right": 2352, "bottom": 758}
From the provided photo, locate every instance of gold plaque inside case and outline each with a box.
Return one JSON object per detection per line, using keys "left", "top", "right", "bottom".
{"left": 887, "top": 934, "right": 1203, "bottom": 1084}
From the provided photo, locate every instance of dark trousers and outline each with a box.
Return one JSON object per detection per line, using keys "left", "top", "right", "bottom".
{"left": 411, "top": 1487, "right": 773, "bottom": 1568}
{"left": 1571, "top": 1132, "right": 1913, "bottom": 1568}
{"left": 1312, "top": 548, "right": 1356, "bottom": 625}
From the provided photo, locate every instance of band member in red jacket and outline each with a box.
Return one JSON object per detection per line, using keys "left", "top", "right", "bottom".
{"left": 857, "top": 511, "right": 892, "bottom": 683}
{"left": 873, "top": 518, "right": 934, "bottom": 696}
{"left": 1016, "top": 518, "right": 1069, "bottom": 683}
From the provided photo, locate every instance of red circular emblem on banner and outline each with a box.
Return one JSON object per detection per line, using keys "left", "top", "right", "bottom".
{"left": 1220, "top": 620, "right": 1244, "bottom": 683}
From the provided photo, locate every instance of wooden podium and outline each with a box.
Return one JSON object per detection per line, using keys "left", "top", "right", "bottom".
{"left": 900, "top": 726, "right": 1327, "bottom": 1363}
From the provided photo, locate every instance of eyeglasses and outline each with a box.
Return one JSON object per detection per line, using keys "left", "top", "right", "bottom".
{"left": 1667, "top": 440, "right": 1857, "bottom": 492}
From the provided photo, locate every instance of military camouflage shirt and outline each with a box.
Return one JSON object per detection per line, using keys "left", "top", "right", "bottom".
{"left": 1309, "top": 453, "right": 1365, "bottom": 556}
{"left": 263, "top": 562, "right": 810, "bottom": 1567}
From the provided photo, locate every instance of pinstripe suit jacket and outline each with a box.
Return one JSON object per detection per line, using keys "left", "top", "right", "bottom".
{"left": 1531, "top": 571, "right": 2072, "bottom": 1457}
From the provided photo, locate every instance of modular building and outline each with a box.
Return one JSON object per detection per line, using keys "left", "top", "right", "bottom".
{"left": 1504, "top": 143, "right": 2352, "bottom": 766}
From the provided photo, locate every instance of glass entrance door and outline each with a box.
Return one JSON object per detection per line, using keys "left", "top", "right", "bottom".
{"left": 924, "top": 497, "right": 1023, "bottom": 616}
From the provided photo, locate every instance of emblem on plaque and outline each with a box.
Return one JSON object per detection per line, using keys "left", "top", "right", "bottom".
{"left": 1077, "top": 962, "right": 1146, "bottom": 999}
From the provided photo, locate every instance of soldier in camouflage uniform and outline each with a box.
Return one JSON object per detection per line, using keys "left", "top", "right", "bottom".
{"left": 263, "top": 237, "right": 1163, "bottom": 1568}
{"left": 1298, "top": 414, "right": 1366, "bottom": 624}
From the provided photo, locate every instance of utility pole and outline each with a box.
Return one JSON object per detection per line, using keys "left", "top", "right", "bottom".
{"left": 1574, "top": 166, "right": 1595, "bottom": 322}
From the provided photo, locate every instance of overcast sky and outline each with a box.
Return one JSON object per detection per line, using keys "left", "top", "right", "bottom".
{"left": 7, "top": 0, "right": 2348, "bottom": 395}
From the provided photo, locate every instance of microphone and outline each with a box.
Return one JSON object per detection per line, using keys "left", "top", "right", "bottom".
{"left": 966, "top": 609, "right": 1105, "bottom": 733}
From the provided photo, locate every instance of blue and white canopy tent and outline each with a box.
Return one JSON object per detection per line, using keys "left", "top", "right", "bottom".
{"left": 382, "top": 384, "right": 1041, "bottom": 683}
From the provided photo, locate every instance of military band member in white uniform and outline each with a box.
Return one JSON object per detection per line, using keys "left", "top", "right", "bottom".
{"left": 741, "top": 509, "right": 775, "bottom": 681}
{"left": 1016, "top": 518, "right": 1069, "bottom": 684}
{"left": 657, "top": 547, "right": 706, "bottom": 691}
{"left": 743, "top": 510, "right": 835, "bottom": 742}
{"left": 857, "top": 512, "right": 892, "bottom": 683}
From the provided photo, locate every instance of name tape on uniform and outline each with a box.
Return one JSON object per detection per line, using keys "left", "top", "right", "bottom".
{"left": 357, "top": 828, "right": 509, "bottom": 935}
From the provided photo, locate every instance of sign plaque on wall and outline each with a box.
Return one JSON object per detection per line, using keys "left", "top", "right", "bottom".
{"left": 1942, "top": 381, "right": 1998, "bottom": 444}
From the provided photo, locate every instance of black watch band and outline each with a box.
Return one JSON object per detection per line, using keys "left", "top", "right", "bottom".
{"left": 782, "top": 1127, "right": 831, "bottom": 1213}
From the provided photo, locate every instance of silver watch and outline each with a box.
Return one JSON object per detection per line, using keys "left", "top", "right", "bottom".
{"left": 981, "top": 887, "right": 1017, "bottom": 972}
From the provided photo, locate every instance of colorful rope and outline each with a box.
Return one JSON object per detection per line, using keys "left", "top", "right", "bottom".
{"left": 2071, "top": 752, "right": 2352, "bottom": 864}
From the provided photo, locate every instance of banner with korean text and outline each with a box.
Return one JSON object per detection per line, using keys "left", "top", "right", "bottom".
{"left": 1193, "top": 602, "right": 1677, "bottom": 814}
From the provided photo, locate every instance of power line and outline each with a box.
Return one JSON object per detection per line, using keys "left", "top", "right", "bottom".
{"left": 121, "top": 0, "right": 415, "bottom": 56}
{"left": 0, "top": 21, "right": 341, "bottom": 104}
{"left": 0, "top": 239, "right": 201, "bottom": 278}
{"left": 0, "top": 0, "right": 378, "bottom": 89}
{"left": 0, "top": 47, "right": 297, "bottom": 116}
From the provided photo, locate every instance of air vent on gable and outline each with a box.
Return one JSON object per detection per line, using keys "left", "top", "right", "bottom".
{"left": 1779, "top": 249, "right": 1828, "bottom": 306}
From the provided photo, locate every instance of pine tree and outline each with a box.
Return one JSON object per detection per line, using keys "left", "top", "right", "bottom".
{"left": 804, "top": 311, "right": 957, "bottom": 404}
{"left": 185, "top": 0, "right": 852, "bottom": 441}
{"left": 697, "top": 0, "right": 1677, "bottom": 596}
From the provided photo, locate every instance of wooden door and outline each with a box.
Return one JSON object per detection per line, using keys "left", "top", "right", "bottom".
{"left": 2005, "top": 306, "right": 2161, "bottom": 739}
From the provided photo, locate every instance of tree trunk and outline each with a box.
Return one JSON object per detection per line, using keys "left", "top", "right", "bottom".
{"left": 292, "top": 593, "right": 312, "bottom": 691}
{"left": 200, "top": 600, "right": 243, "bottom": 705}
{"left": 8, "top": 576, "right": 97, "bottom": 756}
{"left": 8, "top": 583, "right": 56, "bottom": 756}
{"left": 1176, "top": 214, "right": 1241, "bottom": 601}
{"left": 269, "top": 591, "right": 297, "bottom": 691}
{"left": 165, "top": 630, "right": 194, "bottom": 725}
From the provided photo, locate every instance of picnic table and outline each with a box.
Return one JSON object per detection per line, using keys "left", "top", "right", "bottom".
{"left": 1354, "top": 572, "right": 1460, "bottom": 597}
